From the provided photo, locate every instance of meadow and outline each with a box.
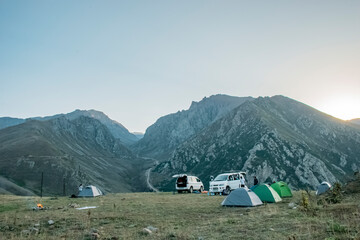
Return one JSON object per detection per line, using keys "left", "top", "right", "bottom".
{"left": 0, "top": 191, "right": 359, "bottom": 240}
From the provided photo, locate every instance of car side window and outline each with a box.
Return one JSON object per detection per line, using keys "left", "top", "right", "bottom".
{"left": 234, "top": 174, "right": 239, "bottom": 180}
{"left": 228, "top": 175, "right": 233, "bottom": 181}
{"left": 196, "top": 178, "right": 201, "bottom": 182}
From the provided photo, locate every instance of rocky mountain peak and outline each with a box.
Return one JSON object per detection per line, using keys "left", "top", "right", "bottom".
{"left": 132, "top": 95, "right": 254, "bottom": 161}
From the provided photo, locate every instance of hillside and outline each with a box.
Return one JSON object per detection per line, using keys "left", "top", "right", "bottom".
{"left": 153, "top": 96, "right": 360, "bottom": 190}
{"left": 132, "top": 94, "right": 253, "bottom": 161}
{"left": 0, "top": 117, "right": 151, "bottom": 196}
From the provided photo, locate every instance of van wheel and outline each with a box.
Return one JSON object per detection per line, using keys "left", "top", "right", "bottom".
{"left": 223, "top": 186, "right": 231, "bottom": 195}
{"left": 199, "top": 186, "right": 204, "bottom": 193}
{"left": 177, "top": 190, "right": 182, "bottom": 193}
{"left": 188, "top": 187, "right": 193, "bottom": 193}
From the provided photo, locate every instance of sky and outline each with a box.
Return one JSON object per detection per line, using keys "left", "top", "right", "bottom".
{"left": 1, "top": 1, "right": 359, "bottom": 133}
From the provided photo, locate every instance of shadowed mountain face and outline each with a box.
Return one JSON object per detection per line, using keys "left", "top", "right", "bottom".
{"left": 0, "top": 109, "right": 138, "bottom": 146}
{"left": 132, "top": 95, "right": 254, "bottom": 161}
{"left": 0, "top": 116, "right": 151, "bottom": 196}
{"left": 153, "top": 96, "right": 360, "bottom": 190}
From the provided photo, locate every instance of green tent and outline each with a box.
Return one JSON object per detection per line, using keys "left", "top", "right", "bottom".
{"left": 270, "top": 181, "right": 292, "bottom": 198}
{"left": 253, "top": 184, "right": 282, "bottom": 203}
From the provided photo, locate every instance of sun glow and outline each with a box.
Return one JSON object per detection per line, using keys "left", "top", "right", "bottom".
{"left": 316, "top": 95, "right": 360, "bottom": 120}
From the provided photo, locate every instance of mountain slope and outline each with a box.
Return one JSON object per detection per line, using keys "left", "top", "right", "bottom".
{"left": 33, "top": 109, "right": 139, "bottom": 145}
{"left": 0, "top": 110, "right": 138, "bottom": 145}
{"left": 153, "top": 96, "right": 360, "bottom": 190}
{"left": 132, "top": 94, "right": 253, "bottom": 161}
{"left": 0, "top": 117, "right": 151, "bottom": 196}
{"left": 0, "top": 117, "right": 26, "bottom": 130}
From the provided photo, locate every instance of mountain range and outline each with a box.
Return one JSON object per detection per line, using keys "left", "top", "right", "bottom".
{"left": 0, "top": 109, "right": 138, "bottom": 146}
{"left": 0, "top": 94, "right": 359, "bottom": 195}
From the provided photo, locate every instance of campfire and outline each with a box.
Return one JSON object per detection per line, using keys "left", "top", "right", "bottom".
{"left": 33, "top": 203, "right": 44, "bottom": 210}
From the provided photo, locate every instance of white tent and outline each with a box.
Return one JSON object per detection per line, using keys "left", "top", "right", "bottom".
{"left": 78, "top": 185, "right": 103, "bottom": 197}
{"left": 222, "top": 188, "right": 263, "bottom": 207}
{"left": 316, "top": 181, "right": 331, "bottom": 195}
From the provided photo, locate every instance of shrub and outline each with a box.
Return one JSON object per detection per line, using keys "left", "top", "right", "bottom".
{"left": 300, "top": 191, "right": 309, "bottom": 210}
{"left": 326, "top": 182, "right": 343, "bottom": 204}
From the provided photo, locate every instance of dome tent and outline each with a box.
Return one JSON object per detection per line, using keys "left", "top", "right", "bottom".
{"left": 221, "top": 188, "right": 263, "bottom": 207}
{"left": 78, "top": 185, "right": 103, "bottom": 197}
{"left": 270, "top": 181, "right": 292, "bottom": 198}
{"left": 316, "top": 181, "right": 331, "bottom": 195}
{"left": 253, "top": 184, "right": 282, "bottom": 203}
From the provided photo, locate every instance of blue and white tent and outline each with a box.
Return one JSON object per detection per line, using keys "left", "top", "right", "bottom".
{"left": 78, "top": 185, "right": 103, "bottom": 197}
{"left": 221, "top": 188, "right": 263, "bottom": 207}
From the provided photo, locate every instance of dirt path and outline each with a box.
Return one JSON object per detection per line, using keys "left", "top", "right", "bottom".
{"left": 145, "top": 168, "right": 159, "bottom": 192}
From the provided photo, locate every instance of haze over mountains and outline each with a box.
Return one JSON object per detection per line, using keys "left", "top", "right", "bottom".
{"left": 0, "top": 94, "right": 359, "bottom": 195}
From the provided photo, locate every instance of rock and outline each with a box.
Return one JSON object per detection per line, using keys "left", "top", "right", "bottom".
{"left": 34, "top": 223, "right": 40, "bottom": 227}
{"left": 69, "top": 203, "right": 80, "bottom": 208}
{"left": 21, "top": 229, "right": 30, "bottom": 235}
{"left": 288, "top": 202, "right": 296, "bottom": 208}
{"left": 48, "top": 220, "right": 55, "bottom": 225}
{"left": 30, "top": 227, "right": 39, "bottom": 233}
{"left": 147, "top": 226, "right": 158, "bottom": 233}
{"left": 142, "top": 228, "right": 152, "bottom": 235}
{"left": 269, "top": 228, "right": 275, "bottom": 231}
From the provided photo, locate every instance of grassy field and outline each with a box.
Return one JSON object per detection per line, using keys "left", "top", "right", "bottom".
{"left": 0, "top": 191, "right": 359, "bottom": 240}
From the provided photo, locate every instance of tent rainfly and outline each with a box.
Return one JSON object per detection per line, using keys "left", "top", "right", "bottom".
{"left": 221, "top": 188, "right": 263, "bottom": 207}
{"left": 316, "top": 181, "right": 332, "bottom": 195}
{"left": 78, "top": 185, "right": 103, "bottom": 197}
{"left": 270, "top": 181, "right": 293, "bottom": 198}
{"left": 252, "top": 184, "right": 282, "bottom": 203}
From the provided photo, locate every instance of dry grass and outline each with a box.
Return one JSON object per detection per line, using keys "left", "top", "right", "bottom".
{"left": 0, "top": 191, "right": 359, "bottom": 239}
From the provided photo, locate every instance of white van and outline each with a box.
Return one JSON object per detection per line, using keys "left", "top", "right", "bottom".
{"left": 209, "top": 172, "right": 247, "bottom": 195}
{"left": 172, "top": 174, "right": 204, "bottom": 193}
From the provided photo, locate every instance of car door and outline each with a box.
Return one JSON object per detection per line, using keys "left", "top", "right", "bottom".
{"left": 227, "top": 175, "right": 235, "bottom": 190}
{"left": 195, "top": 178, "right": 202, "bottom": 190}
{"left": 231, "top": 174, "right": 240, "bottom": 189}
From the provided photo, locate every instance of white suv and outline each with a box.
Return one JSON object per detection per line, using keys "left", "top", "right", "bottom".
{"left": 173, "top": 174, "right": 204, "bottom": 193}
{"left": 209, "top": 172, "right": 247, "bottom": 195}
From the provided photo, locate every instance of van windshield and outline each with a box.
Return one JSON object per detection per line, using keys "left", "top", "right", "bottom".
{"left": 214, "top": 175, "right": 228, "bottom": 181}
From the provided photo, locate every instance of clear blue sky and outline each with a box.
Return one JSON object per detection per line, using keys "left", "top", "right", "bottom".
{"left": 1, "top": 1, "right": 359, "bottom": 133}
